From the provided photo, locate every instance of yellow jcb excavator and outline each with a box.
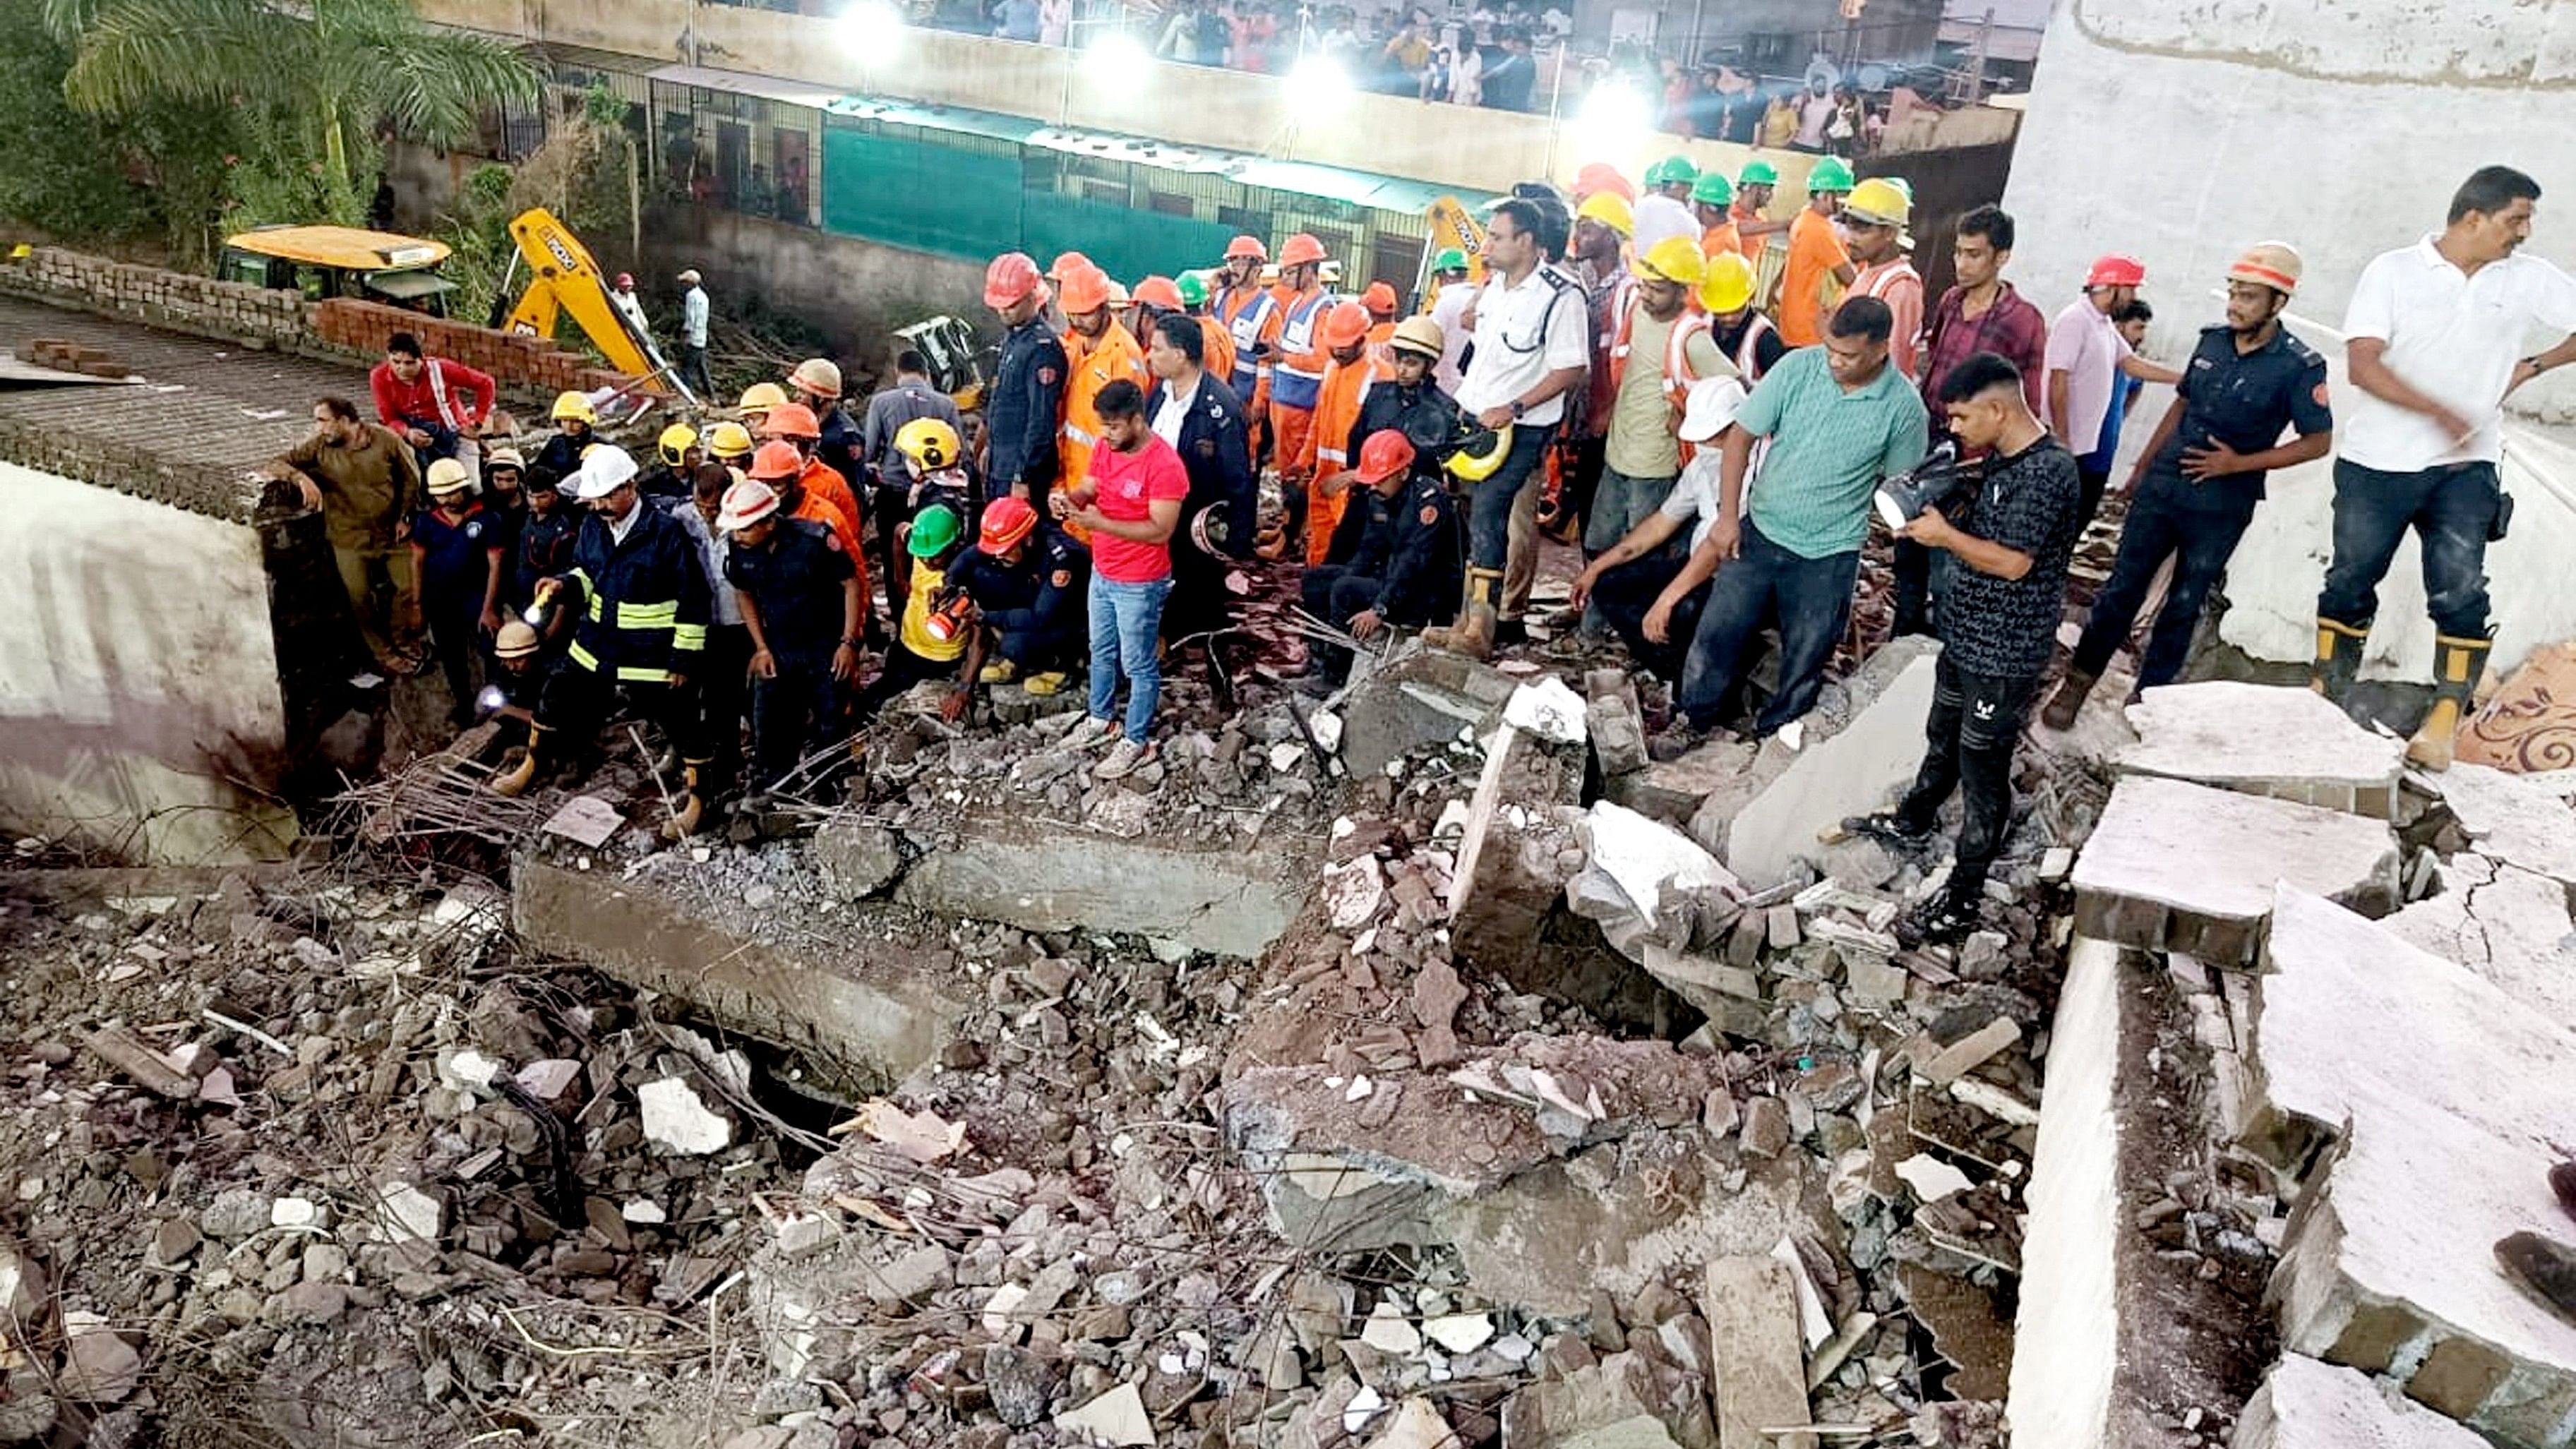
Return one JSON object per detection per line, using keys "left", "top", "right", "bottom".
{"left": 489, "top": 208, "right": 698, "bottom": 407}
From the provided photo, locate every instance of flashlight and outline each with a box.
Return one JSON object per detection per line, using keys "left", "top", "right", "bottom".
{"left": 474, "top": 685, "right": 508, "bottom": 718}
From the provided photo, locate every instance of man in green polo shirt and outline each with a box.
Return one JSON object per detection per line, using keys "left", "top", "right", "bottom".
{"left": 1658, "top": 296, "right": 1929, "bottom": 747}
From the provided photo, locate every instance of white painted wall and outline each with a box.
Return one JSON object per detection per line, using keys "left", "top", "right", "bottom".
{"left": 2001, "top": 0, "right": 2576, "bottom": 678}
{"left": 0, "top": 463, "right": 294, "bottom": 862}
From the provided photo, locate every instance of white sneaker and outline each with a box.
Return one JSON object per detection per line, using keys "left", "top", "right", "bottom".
{"left": 1060, "top": 716, "right": 1116, "bottom": 752}
{"left": 1094, "top": 738, "right": 1154, "bottom": 781}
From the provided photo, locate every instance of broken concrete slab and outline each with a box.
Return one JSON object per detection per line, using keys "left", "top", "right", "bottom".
{"left": 2439, "top": 765, "right": 2576, "bottom": 888}
{"left": 2234, "top": 1354, "right": 2492, "bottom": 1449}
{"left": 1702, "top": 1256, "right": 1817, "bottom": 1449}
{"left": 2121, "top": 682, "right": 2405, "bottom": 818}
{"left": 1502, "top": 1350, "right": 1705, "bottom": 1449}
{"left": 1689, "top": 637, "right": 1941, "bottom": 890}
{"left": 2005, "top": 939, "right": 2122, "bottom": 1449}
{"left": 812, "top": 819, "right": 906, "bottom": 899}
{"left": 2383, "top": 855, "right": 2576, "bottom": 1034}
{"left": 1446, "top": 722, "right": 1586, "bottom": 989}
{"left": 1340, "top": 647, "right": 1516, "bottom": 778}
{"left": 515, "top": 855, "right": 966, "bottom": 1094}
{"left": 2251, "top": 885, "right": 2576, "bottom": 1443}
{"left": 638, "top": 1077, "right": 732, "bottom": 1155}
{"left": 893, "top": 813, "right": 1306, "bottom": 958}
{"left": 2069, "top": 776, "right": 2400, "bottom": 964}
{"left": 1607, "top": 738, "right": 1757, "bottom": 826}
{"left": 1586, "top": 670, "right": 1649, "bottom": 778}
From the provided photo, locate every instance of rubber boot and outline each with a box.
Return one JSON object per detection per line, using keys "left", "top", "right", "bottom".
{"left": 659, "top": 763, "right": 706, "bottom": 841}
{"left": 2406, "top": 632, "right": 2491, "bottom": 772}
{"left": 2311, "top": 616, "right": 2368, "bottom": 702}
{"left": 2039, "top": 668, "right": 2098, "bottom": 731}
{"left": 1419, "top": 572, "right": 1480, "bottom": 651}
{"left": 490, "top": 728, "right": 546, "bottom": 798}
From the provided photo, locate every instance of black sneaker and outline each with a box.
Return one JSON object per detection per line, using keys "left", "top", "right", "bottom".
{"left": 1844, "top": 811, "right": 1937, "bottom": 850}
{"left": 1895, "top": 890, "right": 1980, "bottom": 948}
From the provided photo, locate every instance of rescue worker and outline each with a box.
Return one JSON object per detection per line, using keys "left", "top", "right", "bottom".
{"left": 1142, "top": 314, "right": 1254, "bottom": 643}
{"left": 409, "top": 457, "right": 506, "bottom": 726}
{"left": 1130, "top": 275, "right": 1185, "bottom": 344}
{"left": 737, "top": 381, "right": 789, "bottom": 436}
{"left": 852, "top": 503, "right": 976, "bottom": 725}
{"left": 758, "top": 402, "right": 864, "bottom": 530}
{"left": 1549, "top": 190, "right": 1634, "bottom": 548}
{"left": 786, "top": 357, "right": 866, "bottom": 490}
{"left": 1360, "top": 282, "right": 1403, "bottom": 364}
{"left": 1174, "top": 272, "right": 1239, "bottom": 396}
{"left": 1058, "top": 263, "right": 1151, "bottom": 506}
{"left": 2042, "top": 243, "right": 2334, "bottom": 725}
{"left": 1732, "top": 160, "right": 1786, "bottom": 258}
{"left": 481, "top": 445, "right": 528, "bottom": 585}
{"left": 1703, "top": 253, "right": 1787, "bottom": 383}
{"left": 513, "top": 467, "right": 580, "bottom": 614}
{"left": 859, "top": 349, "right": 964, "bottom": 479}
{"left": 983, "top": 252, "right": 1069, "bottom": 507}
{"left": 1213, "top": 236, "right": 1276, "bottom": 460}
{"left": 1264, "top": 234, "right": 1337, "bottom": 510}
{"left": 371, "top": 331, "right": 495, "bottom": 479}
{"left": 1427, "top": 197, "right": 1590, "bottom": 659}
{"left": 1298, "top": 429, "right": 1459, "bottom": 687}
{"left": 1425, "top": 248, "right": 1475, "bottom": 397}
{"left": 718, "top": 474, "right": 864, "bottom": 793}
{"left": 494, "top": 445, "right": 715, "bottom": 839}
{"left": 1634, "top": 155, "right": 1699, "bottom": 252}
{"left": 886, "top": 416, "right": 978, "bottom": 616}
{"left": 529, "top": 391, "right": 597, "bottom": 492}
{"left": 1592, "top": 236, "right": 1725, "bottom": 591}
{"left": 642, "top": 423, "right": 700, "bottom": 503}
{"left": 1286, "top": 301, "right": 1381, "bottom": 564}
{"left": 488, "top": 619, "right": 556, "bottom": 737}
{"left": 1338, "top": 316, "right": 1463, "bottom": 546}
{"left": 280, "top": 395, "right": 424, "bottom": 673}
{"left": 747, "top": 440, "right": 862, "bottom": 564}
{"left": 1840, "top": 177, "right": 1925, "bottom": 380}
{"left": 681, "top": 463, "right": 751, "bottom": 793}
{"left": 704, "top": 421, "right": 756, "bottom": 471}
{"left": 1692, "top": 172, "right": 1739, "bottom": 264}
{"left": 949, "top": 495, "right": 1089, "bottom": 695}
{"left": 1780, "top": 156, "right": 1857, "bottom": 348}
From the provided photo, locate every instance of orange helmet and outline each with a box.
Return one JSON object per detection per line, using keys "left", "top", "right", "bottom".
{"left": 760, "top": 402, "right": 821, "bottom": 440}
{"left": 1058, "top": 264, "right": 1113, "bottom": 315}
{"left": 984, "top": 251, "right": 1042, "bottom": 308}
{"left": 1278, "top": 233, "right": 1328, "bottom": 269}
{"left": 748, "top": 441, "right": 803, "bottom": 481}
{"left": 1321, "top": 301, "right": 1372, "bottom": 349}
{"left": 1223, "top": 234, "right": 1269, "bottom": 263}
{"left": 1048, "top": 251, "right": 1096, "bottom": 282}
{"left": 1360, "top": 281, "right": 1399, "bottom": 318}
{"left": 1574, "top": 161, "right": 1636, "bottom": 204}
{"left": 1132, "top": 275, "right": 1184, "bottom": 311}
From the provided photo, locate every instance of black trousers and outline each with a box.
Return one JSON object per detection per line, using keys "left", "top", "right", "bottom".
{"left": 421, "top": 596, "right": 485, "bottom": 717}
{"left": 532, "top": 664, "right": 703, "bottom": 774}
{"left": 1588, "top": 556, "right": 1703, "bottom": 680}
{"left": 1895, "top": 656, "right": 2037, "bottom": 902}
{"left": 1300, "top": 565, "right": 1382, "bottom": 682}
{"left": 697, "top": 623, "right": 753, "bottom": 777}
{"left": 749, "top": 651, "right": 841, "bottom": 788}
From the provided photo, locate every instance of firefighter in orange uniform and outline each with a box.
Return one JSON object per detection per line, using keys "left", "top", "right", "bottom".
{"left": 1055, "top": 263, "right": 1151, "bottom": 503}
{"left": 1284, "top": 301, "right": 1383, "bottom": 565}
{"left": 1265, "top": 233, "right": 1336, "bottom": 521}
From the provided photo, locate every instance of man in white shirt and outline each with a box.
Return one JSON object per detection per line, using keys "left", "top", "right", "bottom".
{"left": 1564, "top": 375, "right": 1751, "bottom": 678}
{"left": 1424, "top": 196, "right": 1589, "bottom": 659}
{"left": 676, "top": 268, "right": 713, "bottom": 397}
{"left": 2315, "top": 164, "right": 2576, "bottom": 769}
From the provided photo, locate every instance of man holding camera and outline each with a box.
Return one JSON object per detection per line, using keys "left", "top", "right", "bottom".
{"left": 1850, "top": 353, "right": 2083, "bottom": 945}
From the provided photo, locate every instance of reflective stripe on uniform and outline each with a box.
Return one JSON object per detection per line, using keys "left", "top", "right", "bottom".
{"left": 568, "top": 641, "right": 601, "bottom": 672}
{"left": 671, "top": 624, "right": 707, "bottom": 651}
{"left": 615, "top": 665, "right": 672, "bottom": 683}
{"left": 1063, "top": 424, "right": 1097, "bottom": 446}
{"left": 616, "top": 601, "right": 678, "bottom": 629}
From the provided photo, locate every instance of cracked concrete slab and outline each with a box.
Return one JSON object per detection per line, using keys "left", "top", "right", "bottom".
{"left": 889, "top": 812, "right": 1307, "bottom": 958}
{"left": 2234, "top": 1354, "right": 2492, "bottom": 1449}
{"left": 2071, "top": 776, "right": 2400, "bottom": 963}
{"left": 2383, "top": 855, "right": 2576, "bottom": 1034}
{"left": 2250, "top": 886, "right": 2576, "bottom": 1443}
{"left": 2440, "top": 765, "right": 2576, "bottom": 889}
{"left": 2121, "top": 682, "right": 2405, "bottom": 819}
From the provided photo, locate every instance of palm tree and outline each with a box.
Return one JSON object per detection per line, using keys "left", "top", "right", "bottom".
{"left": 40, "top": 0, "right": 544, "bottom": 208}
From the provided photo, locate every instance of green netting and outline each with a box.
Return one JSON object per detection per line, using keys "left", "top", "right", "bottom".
{"left": 820, "top": 124, "right": 1024, "bottom": 259}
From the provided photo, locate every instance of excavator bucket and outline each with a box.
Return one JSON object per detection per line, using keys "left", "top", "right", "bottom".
{"left": 498, "top": 208, "right": 695, "bottom": 405}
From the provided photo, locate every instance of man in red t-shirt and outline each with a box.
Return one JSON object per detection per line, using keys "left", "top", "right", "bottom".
{"left": 370, "top": 330, "right": 496, "bottom": 478}
{"left": 1051, "top": 379, "right": 1186, "bottom": 780}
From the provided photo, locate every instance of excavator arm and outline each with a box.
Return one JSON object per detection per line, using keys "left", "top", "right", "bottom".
{"left": 495, "top": 208, "right": 697, "bottom": 405}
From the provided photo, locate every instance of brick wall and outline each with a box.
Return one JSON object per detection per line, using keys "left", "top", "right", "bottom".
{"left": 310, "top": 299, "right": 627, "bottom": 399}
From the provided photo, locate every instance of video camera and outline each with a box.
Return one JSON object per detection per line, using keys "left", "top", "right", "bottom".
{"left": 1872, "top": 440, "right": 1979, "bottom": 531}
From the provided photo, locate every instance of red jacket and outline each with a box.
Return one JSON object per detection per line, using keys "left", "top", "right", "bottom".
{"left": 370, "top": 358, "right": 496, "bottom": 435}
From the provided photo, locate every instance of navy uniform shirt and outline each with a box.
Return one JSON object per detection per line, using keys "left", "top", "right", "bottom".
{"left": 1352, "top": 476, "right": 1461, "bottom": 625}
{"left": 2145, "top": 323, "right": 2332, "bottom": 505}
{"left": 724, "top": 517, "right": 855, "bottom": 662}
{"left": 987, "top": 320, "right": 1068, "bottom": 495}
{"left": 951, "top": 527, "right": 1089, "bottom": 634}
{"left": 412, "top": 504, "right": 501, "bottom": 609}
{"left": 515, "top": 507, "right": 580, "bottom": 608}
{"left": 1941, "top": 437, "right": 2083, "bottom": 679}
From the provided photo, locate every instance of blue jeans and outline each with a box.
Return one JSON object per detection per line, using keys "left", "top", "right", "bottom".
{"left": 2069, "top": 472, "right": 2254, "bottom": 689}
{"left": 1086, "top": 574, "right": 1173, "bottom": 744}
{"left": 1466, "top": 422, "right": 1557, "bottom": 582}
{"left": 2317, "top": 458, "right": 2500, "bottom": 639}
{"left": 1679, "top": 519, "right": 1861, "bottom": 735}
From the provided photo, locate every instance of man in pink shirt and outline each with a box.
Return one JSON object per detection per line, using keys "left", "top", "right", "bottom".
{"left": 371, "top": 330, "right": 496, "bottom": 479}
{"left": 1053, "top": 379, "right": 1187, "bottom": 779}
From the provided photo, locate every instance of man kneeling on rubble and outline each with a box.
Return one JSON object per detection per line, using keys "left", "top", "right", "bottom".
{"left": 1566, "top": 375, "right": 1754, "bottom": 680}
{"left": 1297, "top": 429, "right": 1461, "bottom": 691}
{"left": 1847, "top": 351, "right": 2082, "bottom": 945}
{"left": 949, "top": 495, "right": 1090, "bottom": 697}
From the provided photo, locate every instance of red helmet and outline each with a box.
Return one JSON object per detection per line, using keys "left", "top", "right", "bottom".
{"left": 978, "top": 495, "right": 1039, "bottom": 554}
{"left": 614, "top": 272, "right": 635, "bottom": 289}
{"left": 984, "top": 251, "right": 1043, "bottom": 308}
{"left": 760, "top": 402, "right": 821, "bottom": 440}
{"left": 1355, "top": 429, "right": 1416, "bottom": 486}
{"left": 748, "top": 441, "right": 803, "bottom": 481}
{"left": 1573, "top": 161, "right": 1636, "bottom": 203}
{"left": 1224, "top": 234, "right": 1269, "bottom": 263}
{"left": 2085, "top": 254, "right": 2147, "bottom": 289}
{"left": 1321, "top": 301, "right": 1372, "bottom": 349}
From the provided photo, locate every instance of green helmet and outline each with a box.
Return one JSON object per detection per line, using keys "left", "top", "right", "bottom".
{"left": 1689, "top": 172, "right": 1735, "bottom": 207}
{"left": 1175, "top": 271, "right": 1210, "bottom": 308}
{"left": 1805, "top": 155, "right": 1856, "bottom": 193}
{"left": 1645, "top": 155, "right": 1699, "bottom": 188}
{"left": 1431, "top": 247, "right": 1468, "bottom": 273}
{"left": 909, "top": 503, "right": 961, "bottom": 558}
{"left": 1737, "top": 160, "right": 1779, "bottom": 188}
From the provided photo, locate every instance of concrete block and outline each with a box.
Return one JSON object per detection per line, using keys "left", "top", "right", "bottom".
{"left": 2383, "top": 857, "right": 2576, "bottom": 1035}
{"left": 1690, "top": 637, "right": 1941, "bottom": 890}
{"left": 1606, "top": 737, "right": 1759, "bottom": 826}
{"left": 2068, "top": 776, "right": 2400, "bottom": 963}
{"left": 2253, "top": 886, "right": 2576, "bottom": 1443}
{"left": 2234, "top": 1355, "right": 2491, "bottom": 1449}
{"left": 2440, "top": 764, "right": 2576, "bottom": 888}
{"left": 1339, "top": 648, "right": 1516, "bottom": 778}
{"left": 1447, "top": 723, "right": 1586, "bottom": 985}
{"left": 894, "top": 814, "right": 1305, "bottom": 958}
{"left": 2005, "top": 939, "right": 2123, "bottom": 1449}
{"left": 1701, "top": 1256, "right": 1816, "bottom": 1449}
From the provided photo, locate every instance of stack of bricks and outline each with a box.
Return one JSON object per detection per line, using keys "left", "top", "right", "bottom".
{"left": 311, "top": 299, "right": 640, "bottom": 400}
{"left": 0, "top": 246, "right": 308, "bottom": 350}
{"left": 20, "top": 338, "right": 129, "bottom": 379}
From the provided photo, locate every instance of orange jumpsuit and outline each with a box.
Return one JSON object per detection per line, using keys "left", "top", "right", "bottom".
{"left": 1058, "top": 319, "right": 1149, "bottom": 493}
{"left": 1292, "top": 348, "right": 1394, "bottom": 565}
{"left": 1193, "top": 313, "right": 1238, "bottom": 399}
{"left": 1265, "top": 285, "right": 1331, "bottom": 485}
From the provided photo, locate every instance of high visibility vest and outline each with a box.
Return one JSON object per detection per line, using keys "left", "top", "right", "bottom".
{"left": 1194, "top": 314, "right": 1238, "bottom": 392}
{"left": 1724, "top": 312, "right": 1779, "bottom": 382}
{"left": 1268, "top": 289, "right": 1334, "bottom": 411}
{"left": 1608, "top": 303, "right": 1716, "bottom": 459}
{"left": 1059, "top": 320, "right": 1149, "bottom": 489}
{"left": 1855, "top": 259, "right": 1925, "bottom": 378}
{"left": 1218, "top": 286, "right": 1276, "bottom": 396}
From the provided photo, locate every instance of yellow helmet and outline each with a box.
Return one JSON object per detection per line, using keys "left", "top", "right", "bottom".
{"left": 704, "top": 421, "right": 755, "bottom": 460}
{"left": 1700, "top": 252, "right": 1758, "bottom": 315}
{"left": 657, "top": 422, "right": 700, "bottom": 468}
{"left": 1575, "top": 190, "right": 1634, "bottom": 240}
{"left": 738, "top": 381, "right": 789, "bottom": 415}
{"left": 894, "top": 416, "right": 962, "bottom": 472}
{"left": 1631, "top": 235, "right": 1708, "bottom": 288}
{"left": 551, "top": 390, "right": 597, "bottom": 424}
{"left": 1446, "top": 425, "right": 1514, "bottom": 483}
{"left": 1841, "top": 177, "right": 1912, "bottom": 229}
